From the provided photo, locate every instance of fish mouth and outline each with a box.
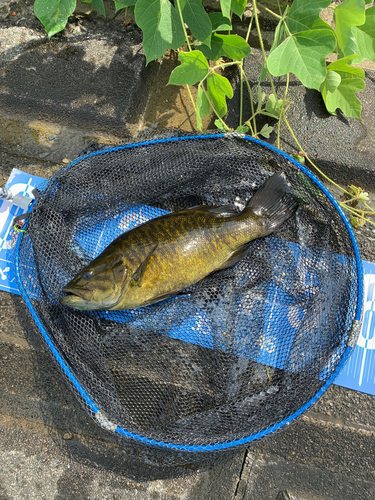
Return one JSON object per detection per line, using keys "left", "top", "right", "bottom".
{"left": 61, "top": 285, "right": 95, "bottom": 309}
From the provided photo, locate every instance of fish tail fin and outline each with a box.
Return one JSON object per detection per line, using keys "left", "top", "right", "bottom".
{"left": 246, "top": 171, "right": 297, "bottom": 235}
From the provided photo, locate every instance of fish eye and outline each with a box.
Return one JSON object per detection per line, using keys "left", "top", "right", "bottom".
{"left": 82, "top": 270, "right": 93, "bottom": 280}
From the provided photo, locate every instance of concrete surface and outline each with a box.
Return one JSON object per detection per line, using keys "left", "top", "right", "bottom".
{"left": 1, "top": 2, "right": 375, "bottom": 499}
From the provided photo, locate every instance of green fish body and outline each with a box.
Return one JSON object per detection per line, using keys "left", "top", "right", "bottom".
{"left": 61, "top": 172, "right": 297, "bottom": 311}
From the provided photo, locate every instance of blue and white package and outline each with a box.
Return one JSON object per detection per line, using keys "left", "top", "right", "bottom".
{"left": 335, "top": 260, "right": 375, "bottom": 394}
{"left": 0, "top": 169, "right": 45, "bottom": 294}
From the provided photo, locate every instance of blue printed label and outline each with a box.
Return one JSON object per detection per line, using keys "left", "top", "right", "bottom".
{"left": 0, "top": 169, "right": 45, "bottom": 294}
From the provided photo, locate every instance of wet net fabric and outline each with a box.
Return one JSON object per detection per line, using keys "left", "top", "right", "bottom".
{"left": 14, "top": 133, "right": 361, "bottom": 461}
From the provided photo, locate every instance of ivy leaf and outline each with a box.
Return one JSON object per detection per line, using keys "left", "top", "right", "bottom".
{"left": 179, "top": 0, "right": 212, "bottom": 48}
{"left": 286, "top": 0, "right": 333, "bottom": 34}
{"left": 114, "top": 0, "right": 137, "bottom": 10}
{"left": 259, "top": 124, "right": 273, "bottom": 138}
{"left": 220, "top": 0, "right": 231, "bottom": 19}
{"left": 321, "top": 55, "right": 365, "bottom": 119}
{"left": 135, "top": 0, "right": 185, "bottom": 64}
{"left": 334, "top": 0, "right": 366, "bottom": 57}
{"left": 267, "top": 29, "right": 337, "bottom": 90}
{"left": 207, "top": 73, "right": 233, "bottom": 118}
{"left": 196, "top": 86, "right": 210, "bottom": 130}
{"left": 352, "top": 5, "right": 375, "bottom": 63}
{"left": 168, "top": 51, "right": 209, "bottom": 86}
{"left": 197, "top": 34, "right": 251, "bottom": 61}
{"left": 209, "top": 12, "right": 232, "bottom": 32}
{"left": 231, "top": 0, "right": 247, "bottom": 19}
{"left": 265, "top": 94, "right": 284, "bottom": 117}
{"left": 34, "top": 0, "right": 76, "bottom": 37}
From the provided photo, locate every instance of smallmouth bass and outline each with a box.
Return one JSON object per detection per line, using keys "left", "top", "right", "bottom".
{"left": 61, "top": 171, "right": 297, "bottom": 311}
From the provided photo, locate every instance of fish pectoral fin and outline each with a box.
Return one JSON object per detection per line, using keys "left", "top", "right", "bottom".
{"left": 215, "top": 243, "right": 252, "bottom": 271}
{"left": 130, "top": 244, "right": 158, "bottom": 287}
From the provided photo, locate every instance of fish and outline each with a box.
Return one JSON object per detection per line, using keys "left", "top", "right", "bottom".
{"left": 61, "top": 171, "right": 297, "bottom": 311}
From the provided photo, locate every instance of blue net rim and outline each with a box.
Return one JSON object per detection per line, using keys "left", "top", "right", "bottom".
{"left": 13, "top": 132, "right": 364, "bottom": 452}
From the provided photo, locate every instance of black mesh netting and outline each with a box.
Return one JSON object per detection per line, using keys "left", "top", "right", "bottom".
{"left": 14, "top": 132, "right": 362, "bottom": 465}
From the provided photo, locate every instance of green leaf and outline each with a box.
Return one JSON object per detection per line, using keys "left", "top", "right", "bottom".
{"left": 326, "top": 54, "right": 365, "bottom": 77}
{"left": 267, "top": 29, "right": 337, "bottom": 90}
{"left": 237, "top": 125, "right": 249, "bottom": 133}
{"left": 209, "top": 12, "right": 232, "bottom": 32}
{"left": 114, "top": 0, "right": 137, "bottom": 10}
{"left": 231, "top": 0, "right": 247, "bottom": 19}
{"left": 197, "top": 34, "right": 251, "bottom": 61}
{"left": 179, "top": 0, "right": 212, "bottom": 48}
{"left": 135, "top": 0, "right": 186, "bottom": 64}
{"left": 259, "top": 63, "right": 268, "bottom": 84}
{"left": 196, "top": 86, "right": 210, "bottom": 130}
{"left": 270, "top": 8, "right": 287, "bottom": 53}
{"left": 265, "top": 94, "right": 284, "bottom": 117}
{"left": 220, "top": 0, "right": 231, "bottom": 19}
{"left": 286, "top": 0, "right": 333, "bottom": 34}
{"left": 334, "top": 0, "right": 366, "bottom": 57}
{"left": 215, "top": 119, "right": 226, "bottom": 130}
{"left": 207, "top": 73, "right": 233, "bottom": 118}
{"left": 168, "top": 51, "right": 209, "bottom": 85}
{"left": 352, "top": 5, "right": 375, "bottom": 62}
{"left": 321, "top": 56, "right": 365, "bottom": 118}
{"left": 259, "top": 4, "right": 289, "bottom": 83}
{"left": 92, "top": 0, "right": 106, "bottom": 15}
{"left": 257, "top": 86, "right": 265, "bottom": 112}
{"left": 323, "top": 70, "right": 341, "bottom": 93}
{"left": 259, "top": 124, "right": 273, "bottom": 138}
{"left": 291, "top": 153, "right": 305, "bottom": 164}
{"left": 34, "top": 0, "right": 76, "bottom": 37}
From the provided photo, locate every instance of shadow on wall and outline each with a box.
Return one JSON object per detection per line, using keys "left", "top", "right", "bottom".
{"left": 0, "top": 21, "right": 164, "bottom": 137}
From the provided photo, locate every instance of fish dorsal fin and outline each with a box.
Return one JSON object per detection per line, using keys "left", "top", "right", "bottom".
{"left": 185, "top": 205, "right": 238, "bottom": 217}
{"left": 130, "top": 244, "right": 158, "bottom": 287}
{"left": 215, "top": 242, "right": 252, "bottom": 271}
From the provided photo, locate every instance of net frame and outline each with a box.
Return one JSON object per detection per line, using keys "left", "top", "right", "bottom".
{"left": 13, "top": 132, "right": 363, "bottom": 459}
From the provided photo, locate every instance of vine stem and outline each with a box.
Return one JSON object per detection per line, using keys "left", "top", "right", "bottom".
{"left": 277, "top": 73, "right": 290, "bottom": 149}
{"left": 174, "top": 0, "right": 197, "bottom": 119}
{"left": 284, "top": 113, "right": 375, "bottom": 225}
{"left": 282, "top": 113, "right": 375, "bottom": 227}
{"left": 283, "top": 114, "right": 352, "bottom": 196}
{"left": 338, "top": 204, "right": 375, "bottom": 226}
{"left": 175, "top": 0, "right": 191, "bottom": 52}
{"left": 186, "top": 84, "right": 197, "bottom": 115}
{"left": 252, "top": 0, "right": 278, "bottom": 97}
{"left": 240, "top": 11, "right": 255, "bottom": 128}
{"left": 241, "top": 68, "right": 257, "bottom": 135}
{"left": 199, "top": 84, "right": 231, "bottom": 131}
{"left": 261, "top": 5, "right": 282, "bottom": 19}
